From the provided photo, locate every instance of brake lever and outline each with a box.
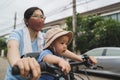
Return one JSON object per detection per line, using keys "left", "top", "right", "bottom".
{"left": 83, "top": 55, "right": 104, "bottom": 70}
{"left": 83, "top": 55, "right": 93, "bottom": 68}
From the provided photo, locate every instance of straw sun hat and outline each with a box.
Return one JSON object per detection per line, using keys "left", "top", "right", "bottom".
{"left": 44, "top": 28, "right": 73, "bottom": 49}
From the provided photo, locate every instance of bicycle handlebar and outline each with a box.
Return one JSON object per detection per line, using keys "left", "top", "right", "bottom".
{"left": 12, "top": 61, "right": 64, "bottom": 78}
{"left": 12, "top": 62, "right": 47, "bottom": 75}
{"left": 12, "top": 53, "right": 96, "bottom": 77}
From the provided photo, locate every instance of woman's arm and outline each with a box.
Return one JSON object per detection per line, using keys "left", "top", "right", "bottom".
{"left": 7, "top": 40, "right": 41, "bottom": 79}
{"left": 7, "top": 40, "right": 20, "bottom": 67}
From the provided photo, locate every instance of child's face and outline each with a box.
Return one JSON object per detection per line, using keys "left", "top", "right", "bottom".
{"left": 53, "top": 35, "right": 69, "bottom": 55}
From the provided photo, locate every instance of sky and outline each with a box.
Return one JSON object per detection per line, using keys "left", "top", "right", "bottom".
{"left": 0, "top": 0, "right": 120, "bottom": 36}
{"left": 0, "top": 0, "right": 72, "bottom": 35}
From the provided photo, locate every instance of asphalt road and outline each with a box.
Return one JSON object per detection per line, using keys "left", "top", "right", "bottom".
{"left": 0, "top": 57, "right": 118, "bottom": 80}
{"left": 0, "top": 57, "right": 8, "bottom": 80}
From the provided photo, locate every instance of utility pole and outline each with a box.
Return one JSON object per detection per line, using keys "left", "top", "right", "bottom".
{"left": 14, "top": 12, "right": 17, "bottom": 29}
{"left": 72, "top": 0, "right": 77, "bottom": 52}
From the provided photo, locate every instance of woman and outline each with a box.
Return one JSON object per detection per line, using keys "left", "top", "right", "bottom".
{"left": 5, "top": 7, "right": 46, "bottom": 80}
{"left": 5, "top": 7, "right": 97, "bottom": 80}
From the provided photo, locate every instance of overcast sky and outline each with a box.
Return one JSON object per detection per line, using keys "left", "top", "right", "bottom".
{"left": 0, "top": 0, "right": 71, "bottom": 30}
{"left": 0, "top": 0, "right": 120, "bottom": 36}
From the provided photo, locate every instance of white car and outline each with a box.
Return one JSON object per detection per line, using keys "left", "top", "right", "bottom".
{"left": 82, "top": 47, "right": 120, "bottom": 77}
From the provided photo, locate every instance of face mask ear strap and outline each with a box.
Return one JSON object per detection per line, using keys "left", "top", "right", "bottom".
{"left": 53, "top": 46, "right": 57, "bottom": 53}
{"left": 49, "top": 44, "right": 57, "bottom": 54}
{"left": 24, "top": 19, "right": 29, "bottom": 26}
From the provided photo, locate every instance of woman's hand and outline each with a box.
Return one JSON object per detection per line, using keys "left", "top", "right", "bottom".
{"left": 15, "top": 57, "right": 41, "bottom": 80}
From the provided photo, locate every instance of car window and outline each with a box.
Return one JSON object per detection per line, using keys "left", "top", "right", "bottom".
{"left": 106, "top": 49, "right": 120, "bottom": 56}
{"left": 85, "top": 49, "right": 103, "bottom": 56}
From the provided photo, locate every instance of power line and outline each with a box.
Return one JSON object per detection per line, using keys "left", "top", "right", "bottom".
{"left": 0, "top": 0, "right": 15, "bottom": 10}
{"left": 45, "top": 0, "right": 95, "bottom": 18}
{"left": 45, "top": 1, "right": 72, "bottom": 17}
{"left": 76, "top": 0, "right": 95, "bottom": 6}
{"left": 0, "top": 0, "right": 96, "bottom": 32}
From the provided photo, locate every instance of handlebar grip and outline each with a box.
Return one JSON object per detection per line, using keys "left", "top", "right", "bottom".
{"left": 39, "top": 62, "right": 47, "bottom": 71}
{"left": 12, "top": 62, "right": 47, "bottom": 75}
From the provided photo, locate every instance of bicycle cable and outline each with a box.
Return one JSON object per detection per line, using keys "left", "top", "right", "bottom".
{"left": 84, "top": 68, "right": 91, "bottom": 80}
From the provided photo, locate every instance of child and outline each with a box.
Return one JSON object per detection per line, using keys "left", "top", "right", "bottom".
{"left": 38, "top": 28, "right": 97, "bottom": 80}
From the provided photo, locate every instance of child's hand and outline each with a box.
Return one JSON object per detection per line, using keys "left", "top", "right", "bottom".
{"left": 89, "top": 56, "right": 97, "bottom": 65}
{"left": 58, "top": 59, "right": 71, "bottom": 74}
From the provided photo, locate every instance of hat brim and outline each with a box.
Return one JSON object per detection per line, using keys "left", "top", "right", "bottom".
{"left": 44, "top": 31, "right": 73, "bottom": 49}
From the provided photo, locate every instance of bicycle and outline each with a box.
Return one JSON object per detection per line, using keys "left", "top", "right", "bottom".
{"left": 12, "top": 53, "right": 102, "bottom": 80}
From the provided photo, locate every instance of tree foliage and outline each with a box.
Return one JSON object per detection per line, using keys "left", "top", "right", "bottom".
{"left": 66, "top": 14, "right": 120, "bottom": 54}
{"left": 0, "top": 37, "right": 7, "bottom": 56}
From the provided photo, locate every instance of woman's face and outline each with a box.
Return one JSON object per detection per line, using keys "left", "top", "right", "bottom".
{"left": 31, "top": 10, "right": 45, "bottom": 20}
{"left": 27, "top": 10, "right": 45, "bottom": 32}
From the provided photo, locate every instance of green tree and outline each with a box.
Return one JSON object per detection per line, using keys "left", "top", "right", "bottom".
{"left": 0, "top": 37, "right": 7, "bottom": 56}
{"left": 66, "top": 15, "right": 120, "bottom": 54}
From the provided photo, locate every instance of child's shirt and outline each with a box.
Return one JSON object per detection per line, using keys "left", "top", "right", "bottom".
{"left": 38, "top": 49, "right": 55, "bottom": 80}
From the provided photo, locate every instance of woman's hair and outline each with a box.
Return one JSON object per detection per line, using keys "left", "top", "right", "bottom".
{"left": 24, "top": 7, "right": 44, "bottom": 20}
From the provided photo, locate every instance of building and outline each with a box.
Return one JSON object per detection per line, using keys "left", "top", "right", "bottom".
{"left": 43, "top": 2, "right": 120, "bottom": 32}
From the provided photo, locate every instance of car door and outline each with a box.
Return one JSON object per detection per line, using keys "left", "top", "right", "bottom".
{"left": 83, "top": 47, "right": 120, "bottom": 76}
{"left": 97, "top": 48, "right": 120, "bottom": 72}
